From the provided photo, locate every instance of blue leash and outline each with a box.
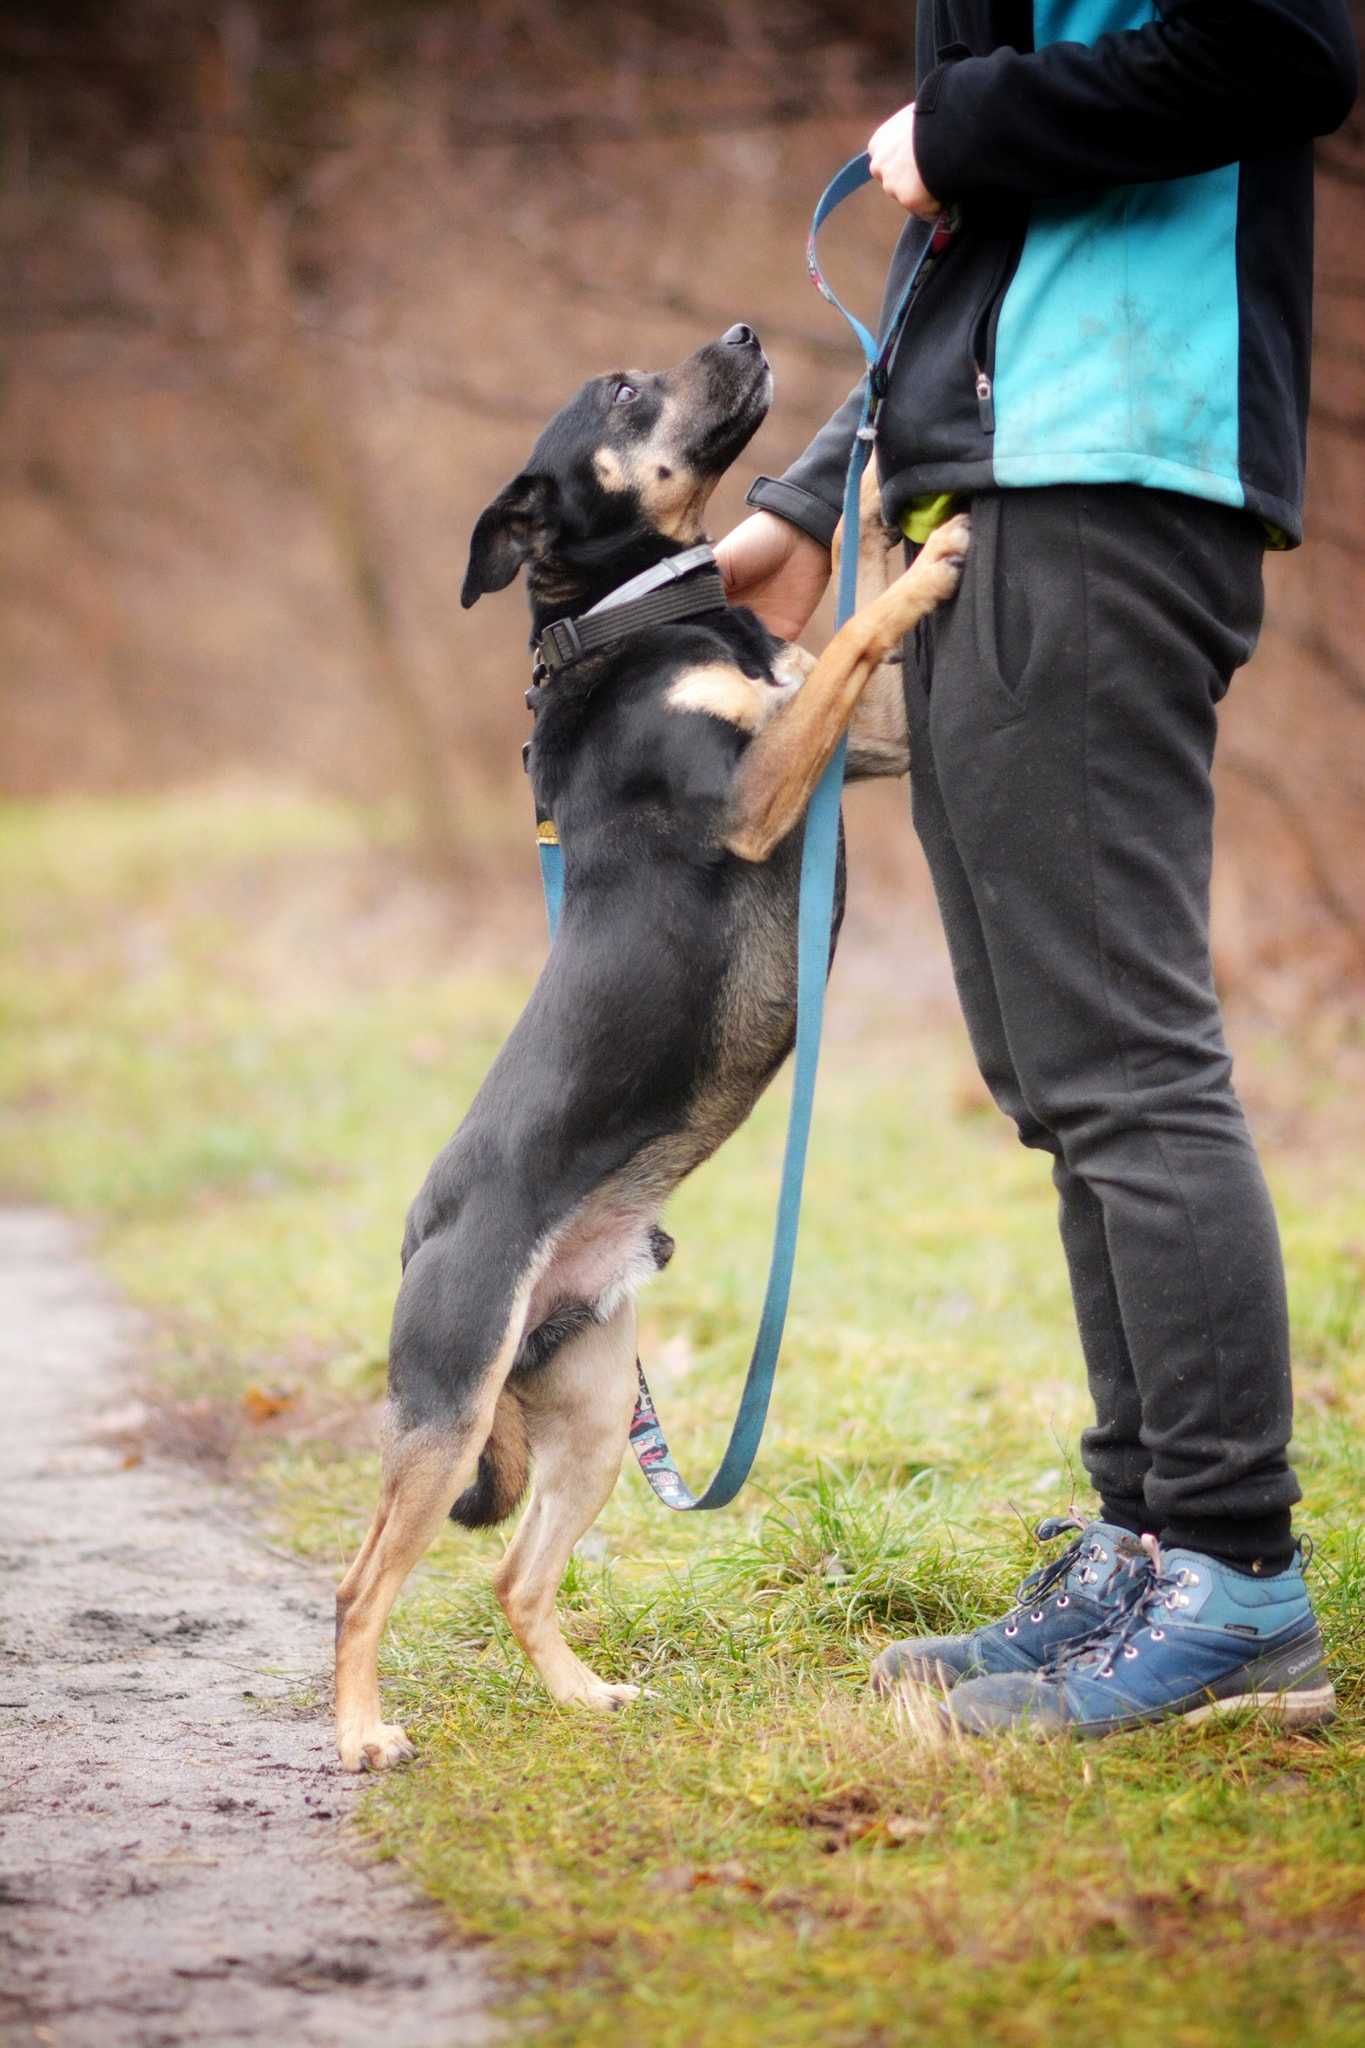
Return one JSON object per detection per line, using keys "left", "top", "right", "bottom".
{"left": 536, "top": 153, "right": 935, "bottom": 1510}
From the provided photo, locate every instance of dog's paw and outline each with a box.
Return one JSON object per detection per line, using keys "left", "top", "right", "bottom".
{"left": 562, "top": 1679, "right": 641, "bottom": 1714}
{"left": 769, "top": 643, "right": 816, "bottom": 694}
{"left": 916, "top": 513, "right": 971, "bottom": 601}
{"left": 337, "top": 1720, "right": 415, "bottom": 1773}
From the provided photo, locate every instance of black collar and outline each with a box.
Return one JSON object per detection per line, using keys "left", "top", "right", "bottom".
{"left": 532, "top": 544, "right": 728, "bottom": 682}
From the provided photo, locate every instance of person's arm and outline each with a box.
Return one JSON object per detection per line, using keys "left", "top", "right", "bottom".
{"left": 713, "top": 509, "right": 831, "bottom": 643}
{"left": 913, "top": 0, "right": 1358, "bottom": 201}
{"left": 715, "top": 385, "right": 868, "bottom": 637}
{"left": 744, "top": 383, "right": 865, "bottom": 551}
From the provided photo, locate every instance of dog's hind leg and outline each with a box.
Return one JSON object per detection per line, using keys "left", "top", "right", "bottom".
{"left": 844, "top": 464, "right": 911, "bottom": 782}
{"left": 334, "top": 1428, "right": 474, "bottom": 1772}
{"left": 335, "top": 1230, "right": 533, "bottom": 1771}
{"left": 493, "top": 1298, "right": 640, "bottom": 1710}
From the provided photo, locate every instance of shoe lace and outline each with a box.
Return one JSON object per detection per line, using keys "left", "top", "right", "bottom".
{"left": 1051, "top": 1533, "right": 1192, "bottom": 1678}
{"left": 998, "top": 1513, "right": 1095, "bottom": 1635}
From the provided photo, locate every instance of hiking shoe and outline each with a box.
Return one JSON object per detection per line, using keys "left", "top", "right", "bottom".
{"left": 943, "top": 1536, "right": 1336, "bottom": 1738}
{"left": 870, "top": 1515, "right": 1144, "bottom": 1697}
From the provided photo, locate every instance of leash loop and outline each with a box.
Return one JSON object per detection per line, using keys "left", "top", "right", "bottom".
{"left": 536, "top": 154, "right": 932, "bottom": 1510}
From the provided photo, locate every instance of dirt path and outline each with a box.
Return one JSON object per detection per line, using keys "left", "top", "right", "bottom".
{"left": 0, "top": 1209, "right": 491, "bottom": 2048}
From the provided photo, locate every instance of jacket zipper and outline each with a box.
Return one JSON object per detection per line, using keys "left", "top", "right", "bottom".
{"left": 968, "top": 235, "right": 1023, "bottom": 436}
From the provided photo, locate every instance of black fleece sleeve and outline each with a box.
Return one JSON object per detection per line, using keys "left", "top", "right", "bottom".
{"left": 913, "top": 0, "right": 1359, "bottom": 201}
{"left": 744, "top": 382, "right": 865, "bottom": 549}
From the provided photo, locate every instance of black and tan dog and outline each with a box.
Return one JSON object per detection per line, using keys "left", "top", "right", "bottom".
{"left": 335, "top": 325, "right": 968, "bottom": 1771}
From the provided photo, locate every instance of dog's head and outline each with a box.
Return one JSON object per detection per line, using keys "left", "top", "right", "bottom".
{"left": 461, "top": 325, "right": 770, "bottom": 617}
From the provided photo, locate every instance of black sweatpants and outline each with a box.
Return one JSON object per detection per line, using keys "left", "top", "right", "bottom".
{"left": 904, "top": 484, "right": 1298, "bottom": 1569}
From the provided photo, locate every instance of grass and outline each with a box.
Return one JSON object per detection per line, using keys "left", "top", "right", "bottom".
{"left": 2, "top": 786, "right": 1363, "bottom": 2047}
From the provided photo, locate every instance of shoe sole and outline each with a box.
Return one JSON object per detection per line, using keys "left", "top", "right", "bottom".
{"left": 893, "top": 1670, "right": 1337, "bottom": 1724}
{"left": 1180, "top": 1680, "right": 1337, "bottom": 1729}
{"left": 944, "top": 1678, "right": 1338, "bottom": 1741}
{"left": 1060, "top": 1678, "right": 1340, "bottom": 1739}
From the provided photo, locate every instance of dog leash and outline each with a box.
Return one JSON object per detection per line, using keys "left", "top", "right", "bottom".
{"left": 535, "top": 153, "right": 937, "bottom": 1510}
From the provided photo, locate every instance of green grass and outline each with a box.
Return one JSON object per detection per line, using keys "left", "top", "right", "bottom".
{"left": 3, "top": 788, "right": 1363, "bottom": 2047}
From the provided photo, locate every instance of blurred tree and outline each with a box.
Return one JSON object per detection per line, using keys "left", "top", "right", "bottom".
{"left": 0, "top": 0, "right": 1361, "bottom": 1005}
{"left": 195, "top": 6, "right": 460, "bottom": 870}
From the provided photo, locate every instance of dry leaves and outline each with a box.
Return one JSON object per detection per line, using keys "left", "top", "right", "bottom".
{"left": 240, "top": 1383, "right": 297, "bottom": 1424}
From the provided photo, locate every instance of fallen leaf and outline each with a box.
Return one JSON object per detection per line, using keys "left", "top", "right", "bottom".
{"left": 650, "top": 1861, "right": 762, "bottom": 1895}
{"left": 241, "top": 1383, "right": 296, "bottom": 1423}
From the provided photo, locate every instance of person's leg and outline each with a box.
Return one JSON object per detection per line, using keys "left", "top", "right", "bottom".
{"left": 925, "top": 485, "right": 1297, "bottom": 1572}
{"left": 903, "top": 602, "right": 1149, "bottom": 1535}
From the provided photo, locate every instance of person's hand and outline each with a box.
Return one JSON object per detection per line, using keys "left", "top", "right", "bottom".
{"left": 714, "top": 511, "right": 831, "bottom": 642}
{"left": 868, "top": 104, "right": 941, "bottom": 221}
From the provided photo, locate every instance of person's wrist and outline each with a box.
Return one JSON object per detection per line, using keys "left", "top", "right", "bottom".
{"left": 868, "top": 100, "right": 941, "bottom": 221}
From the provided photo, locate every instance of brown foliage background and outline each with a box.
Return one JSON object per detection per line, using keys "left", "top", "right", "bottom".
{"left": 2, "top": 1, "right": 1362, "bottom": 1010}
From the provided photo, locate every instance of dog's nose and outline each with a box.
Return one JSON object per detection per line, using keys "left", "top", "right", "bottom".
{"left": 721, "top": 323, "right": 758, "bottom": 348}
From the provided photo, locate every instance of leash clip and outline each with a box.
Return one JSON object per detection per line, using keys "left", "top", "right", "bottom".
{"left": 857, "top": 362, "right": 888, "bottom": 443}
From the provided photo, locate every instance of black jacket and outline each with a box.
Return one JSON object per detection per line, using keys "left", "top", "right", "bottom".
{"left": 748, "top": 1, "right": 1358, "bottom": 548}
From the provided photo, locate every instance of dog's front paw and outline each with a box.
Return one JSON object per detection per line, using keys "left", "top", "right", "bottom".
{"left": 561, "top": 1678, "right": 641, "bottom": 1714}
{"left": 582, "top": 1681, "right": 641, "bottom": 1713}
{"left": 917, "top": 513, "right": 971, "bottom": 601}
{"left": 337, "top": 1719, "right": 416, "bottom": 1772}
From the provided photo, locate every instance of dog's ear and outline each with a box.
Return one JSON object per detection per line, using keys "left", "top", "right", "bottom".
{"left": 461, "top": 473, "right": 560, "bottom": 608}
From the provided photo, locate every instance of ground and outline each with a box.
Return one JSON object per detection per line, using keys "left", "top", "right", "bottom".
{"left": 0, "top": 1208, "right": 489, "bottom": 2046}
{"left": 1, "top": 788, "right": 1362, "bottom": 2048}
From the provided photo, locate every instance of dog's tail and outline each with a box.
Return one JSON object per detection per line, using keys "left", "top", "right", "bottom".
{"left": 448, "top": 1385, "right": 531, "bottom": 1529}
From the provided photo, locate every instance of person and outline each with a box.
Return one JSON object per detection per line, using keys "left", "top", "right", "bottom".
{"left": 715, "top": 1, "right": 1359, "bottom": 1738}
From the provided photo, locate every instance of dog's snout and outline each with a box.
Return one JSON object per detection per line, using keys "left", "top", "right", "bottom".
{"left": 721, "top": 323, "right": 758, "bottom": 348}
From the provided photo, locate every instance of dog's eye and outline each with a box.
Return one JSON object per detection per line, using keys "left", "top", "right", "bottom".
{"left": 614, "top": 383, "right": 638, "bottom": 405}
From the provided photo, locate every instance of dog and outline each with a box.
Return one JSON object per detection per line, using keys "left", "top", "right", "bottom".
{"left": 334, "top": 324, "right": 969, "bottom": 1771}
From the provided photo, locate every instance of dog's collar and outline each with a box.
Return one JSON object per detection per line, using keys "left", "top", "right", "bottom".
{"left": 532, "top": 544, "right": 727, "bottom": 680}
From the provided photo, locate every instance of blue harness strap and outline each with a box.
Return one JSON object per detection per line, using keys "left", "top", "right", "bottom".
{"left": 536, "top": 153, "right": 933, "bottom": 1510}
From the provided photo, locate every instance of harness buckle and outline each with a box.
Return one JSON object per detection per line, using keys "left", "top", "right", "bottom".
{"left": 538, "top": 615, "right": 583, "bottom": 671}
